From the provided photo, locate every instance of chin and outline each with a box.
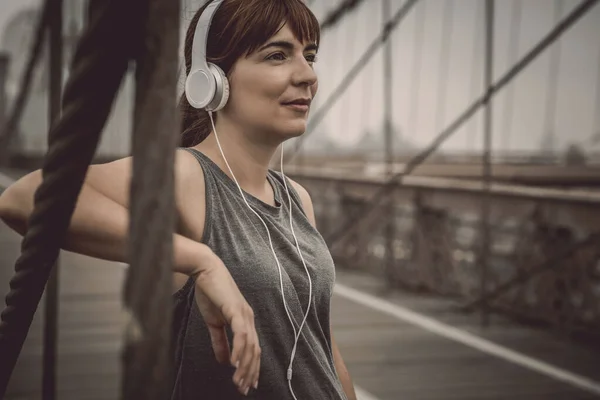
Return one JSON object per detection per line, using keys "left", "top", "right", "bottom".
{"left": 281, "top": 119, "right": 308, "bottom": 137}
{"left": 281, "top": 126, "right": 307, "bottom": 140}
{"left": 262, "top": 122, "right": 306, "bottom": 143}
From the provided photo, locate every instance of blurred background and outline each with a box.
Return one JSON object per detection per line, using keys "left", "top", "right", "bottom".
{"left": 0, "top": 0, "right": 599, "bottom": 399}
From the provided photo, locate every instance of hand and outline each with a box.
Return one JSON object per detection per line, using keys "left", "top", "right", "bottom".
{"left": 193, "top": 252, "right": 261, "bottom": 396}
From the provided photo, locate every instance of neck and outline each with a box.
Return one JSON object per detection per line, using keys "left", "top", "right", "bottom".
{"left": 195, "top": 113, "right": 282, "bottom": 194}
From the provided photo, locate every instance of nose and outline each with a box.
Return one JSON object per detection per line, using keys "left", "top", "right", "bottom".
{"left": 292, "top": 58, "right": 317, "bottom": 88}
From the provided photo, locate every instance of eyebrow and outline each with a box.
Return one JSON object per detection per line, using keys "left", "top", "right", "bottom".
{"left": 258, "top": 40, "right": 318, "bottom": 53}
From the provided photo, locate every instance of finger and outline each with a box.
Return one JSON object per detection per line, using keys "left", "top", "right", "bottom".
{"left": 235, "top": 326, "right": 256, "bottom": 395}
{"left": 252, "top": 355, "right": 261, "bottom": 391}
{"left": 249, "top": 332, "right": 261, "bottom": 392}
{"left": 245, "top": 315, "right": 260, "bottom": 392}
{"left": 229, "top": 315, "right": 248, "bottom": 386}
{"left": 207, "top": 325, "right": 230, "bottom": 364}
{"left": 240, "top": 311, "right": 261, "bottom": 395}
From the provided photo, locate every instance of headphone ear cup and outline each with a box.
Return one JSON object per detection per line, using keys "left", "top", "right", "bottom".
{"left": 206, "top": 63, "right": 230, "bottom": 112}
{"left": 185, "top": 67, "right": 215, "bottom": 109}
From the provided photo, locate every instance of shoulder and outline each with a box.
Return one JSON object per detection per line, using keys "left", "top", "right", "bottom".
{"left": 174, "top": 147, "right": 205, "bottom": 188}
{"left": 173, "top": 148, "right": 207, "bottom": 291}
{"left": 286, "top": 177, "right": 316, "bottom": 228}
{"left": 174, "top": 147, "right": 207, "bottom": 219}
{"left": 86, "top": 149, "right": 204, "bottom": 194}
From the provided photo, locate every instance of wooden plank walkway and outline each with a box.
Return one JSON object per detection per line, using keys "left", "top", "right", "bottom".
{"left": 1, "top": 223, "right": 600, "bottom": 399}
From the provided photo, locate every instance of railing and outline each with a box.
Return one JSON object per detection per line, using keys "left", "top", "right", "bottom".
{"left": 288, "top": 167, "right": 600, "bottom": 341}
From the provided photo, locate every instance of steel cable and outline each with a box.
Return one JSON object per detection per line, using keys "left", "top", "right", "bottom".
{"left": 288, "top": 0, "right": 420, "bottom": 158}
{"left": 320, "top": 0, "right": 367, "bottom": 32}
{"left": 0, "top": 0, "right": 53, "bottom": 163}
{"left": 316, "top": 0, "right": 599, "bottom": 250}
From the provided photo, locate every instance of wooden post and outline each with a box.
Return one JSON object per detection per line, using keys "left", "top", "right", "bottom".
{"left": 42, "top": 1, "right": 63, "bottom": 399}
{"left": 121, "top": 0, "right": 180, "bottom": 398}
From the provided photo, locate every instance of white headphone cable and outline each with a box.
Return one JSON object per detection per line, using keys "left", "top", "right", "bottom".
{"left": 208, "top": 112, "right": 312, "bottom": 399}
{"left": 279, "top": 142, "right": 314, "bottom": 399}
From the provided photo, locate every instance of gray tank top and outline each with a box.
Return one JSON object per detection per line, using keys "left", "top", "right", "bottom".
{"left": 170, "top": 148, "right": 347, "bottom": 399}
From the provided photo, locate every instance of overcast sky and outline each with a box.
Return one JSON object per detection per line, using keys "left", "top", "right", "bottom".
{"left": 307, "top": 0, "right": 600, "bottom": 153}
{"left": 2, "top": 0, "right": 599, "bottom": 154}
{"left": 0, "top": 0, "right": 39, "bottom": 36}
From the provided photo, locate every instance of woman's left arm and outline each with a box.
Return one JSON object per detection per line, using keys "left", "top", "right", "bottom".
{"left": 331, "top": 331, "right": 358, "bottom": 400}
{"left": 288, "top": 179, "right": 358, "bottom": 400}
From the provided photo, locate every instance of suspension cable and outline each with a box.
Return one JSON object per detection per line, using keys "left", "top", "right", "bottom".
{"left": 339, "top": 5, "right": 358, "bottom": 145}
{"left": 466, "top": 0, "right": 482, "bottom": 152}
{"left": 0, "top": 0, "right": 139, "bottom": 395}
{"left": 405, "top": 0, "right": 594, "bottom": 182}
{"left": 541, "top": 0, "right": 564, "bottom": 157}
{"left": 318, "top": 0, "right": 599, "bottom": 250}
{"left": 288, "top": 0, "right": 419, "bottom": 158}
{"left": 407, "top": 1, "right": 425, "bottom": 143}
{"left": 320, "top": 0, "right": 368, "bottom": 32}
{"left": 360, "top": 11, "right": 373, "bottom": 145}
{"left": 500, "top": 0, "right": 522, "bottom": 155}
{"left": 434, "top": 0, "right": 454, "bottom": 134}
{"left": 0, "top": 0, "right": 53, "bottom": 164}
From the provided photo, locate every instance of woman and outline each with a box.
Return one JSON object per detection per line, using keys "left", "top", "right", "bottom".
{"left": 0, "top": 0, "right": 357, "bottom": 399}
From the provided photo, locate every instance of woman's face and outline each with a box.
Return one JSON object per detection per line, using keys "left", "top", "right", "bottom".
{"left": 223, "top": 23, "right": 319, "bottom": 142}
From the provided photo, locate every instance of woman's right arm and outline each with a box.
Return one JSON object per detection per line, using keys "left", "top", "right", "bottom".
{"left": 0, "top": 153, "right": 261, "bottom": 395}
{"left": 0, "top": 154, "right": 203, "bottom": 276}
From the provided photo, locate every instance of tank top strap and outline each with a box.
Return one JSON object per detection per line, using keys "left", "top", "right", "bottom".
{"left": 178, "top": 147, "right": 285, "bottom": 217}
{"left": 268, "top": 170, "right": 307, "bottom": 218}
{"left": 178, "top": 146, "right": 212, "bottom": 173}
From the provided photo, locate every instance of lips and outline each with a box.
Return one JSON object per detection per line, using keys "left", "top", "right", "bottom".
{"left": 282, "top": 98, "right": 311, "bottom": 106}
{"left": 283, "top": 103, "right": 309, "bottom": 112}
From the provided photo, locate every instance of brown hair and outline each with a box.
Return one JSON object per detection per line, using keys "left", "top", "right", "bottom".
{"left": 179, "top": 0, "right": 320, "bottom": 147}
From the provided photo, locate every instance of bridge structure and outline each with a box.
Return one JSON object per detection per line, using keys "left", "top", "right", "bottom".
{"left": 0, "top": 0, "right": 599, "bottom": 399}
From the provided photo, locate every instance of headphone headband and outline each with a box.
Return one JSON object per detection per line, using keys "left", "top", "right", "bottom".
{"left": 185, "top": 0, "right": 228, "bottom": 110}
{"left": 190, "top": 0, "right": 223, "bottom": 73}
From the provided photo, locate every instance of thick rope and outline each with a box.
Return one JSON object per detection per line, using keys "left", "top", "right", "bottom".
{"left": 0, "top": 0, "right": 139, "bottom": 395}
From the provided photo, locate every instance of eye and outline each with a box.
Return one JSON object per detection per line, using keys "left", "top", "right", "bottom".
{"left": 266, "top": 52, "right": 287, "bottom": 61}
{"left": 305, "top": 54, "right": 318, "bottom": 64}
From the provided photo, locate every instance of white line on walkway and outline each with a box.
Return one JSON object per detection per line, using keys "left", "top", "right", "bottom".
{"left": 334, "top": 283, "right": 600, "bottom": 397}
{"left": 9, "top": 169, "right": 592, "bottom": 398}
{"left": 354, "top": 386, "right": 381, "bottom": 400}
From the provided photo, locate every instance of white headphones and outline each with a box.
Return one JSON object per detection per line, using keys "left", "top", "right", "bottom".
{"left": 184, "top": 2, "right": 317, "bottom": 399}
{"left": 185, "top": 0, "right": 230, "bottom": 111}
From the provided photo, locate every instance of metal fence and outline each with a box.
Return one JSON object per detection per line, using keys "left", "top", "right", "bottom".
{"left": 289, "top": 168, "right": 600, "bottom": 340}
